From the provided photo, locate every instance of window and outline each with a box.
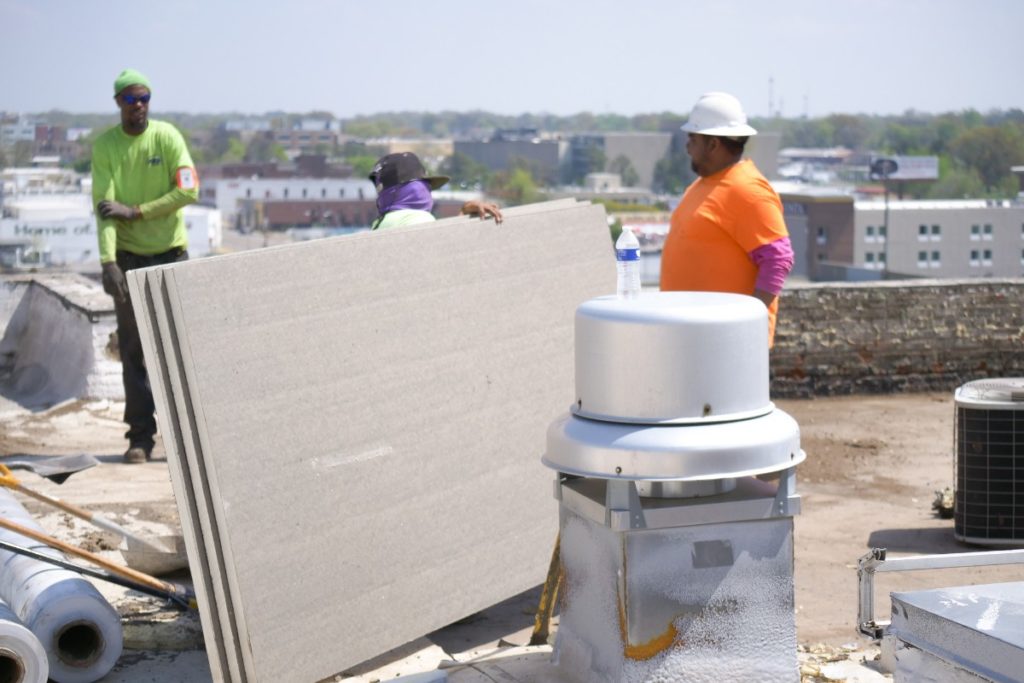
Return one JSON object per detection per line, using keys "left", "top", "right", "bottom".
{"left": 817, "top": 253, "right": 826, "bottom": 261}
{"left": 866, "top": 225, "right": 875, "bottom": 242}
{"left": 246, "top": 188, "right": 251, "bottom": 198}
{"left": 817, "top": 226, "right": 827, "bottom": 245}
{"left": 878, "top": 252, "right": 886, "bottom": 265}
{"left": 321, "top": 188, "right": 327, "bottom": 198}
{"left": 284, "top": 188, "right": 289, "bottom": 198}
{"left": 971, "top": 224, "right": 980, "bottom": 240}
{"left": 302, "top": 188, "right": 308, "bottom": 198}
{"left": 930, "top": 250, "right": 941, "bottom": 268}
{"left": 983, "top": 224, "right": 993, "bottom": 240}
{"left": 931, "top": 224, "right": 941, "bottom": 240}
{"left": 264, "top": 190, "right": 271, "bottom": 199}
{"left": 917, "top": 251, "right": 928, "bottom": 267}
{"left": 982, "top": 249, "right": 993, "bottom": 266}
{"left": 339, "top": 188, "right": 345, "bottom": 198}
{"left": 865, "top": 252, "right": 875, "bottom": 264}
{"left": 918, "top": 224, "right": 928, "bottom": 240}
{"left": 970, "top": 249, "right": 980, "bottom": 267}
{"left": 878, "top": 226, "right": 887, "bottom": 240}
{"left": 1021, "top": 249, "right": 1024, "bottom": 265}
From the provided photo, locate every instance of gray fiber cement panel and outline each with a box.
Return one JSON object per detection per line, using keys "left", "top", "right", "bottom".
{"left": 890, "top": 582, "right": 1024, "bottom": 682}
{"left": 156, "top": 270, "right": 253, "bottom": 681}
{"left": 161, "top": 270, "right": 258, "bottom": 681}
{"left": 127, "top": 270, "right": 228, "bottom": 681}
{"left": 148, "top": 202, "right": 613, "bottom": 682}
{"left": 179, "top": 203, "right": 611, "bottom": 682}
{"left": 128, "top": 269, "right": 245, "bottom": 682}
{"left": 131, "top": 202, "right": 604, "bottom": 683}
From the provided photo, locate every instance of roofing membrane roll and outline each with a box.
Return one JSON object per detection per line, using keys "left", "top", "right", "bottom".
{"left": 0, "top": 597, "right": 48, "bottom": 683}
{"left": 0, "top": 489, "right": 122, "bottom": 683}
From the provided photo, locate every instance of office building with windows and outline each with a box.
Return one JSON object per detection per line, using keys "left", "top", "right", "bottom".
{"left": 779, "top": 184, "right": 1024, "bottom": 281}
{"left": 854, "top": 199, "right": 1024, "bottom": 278}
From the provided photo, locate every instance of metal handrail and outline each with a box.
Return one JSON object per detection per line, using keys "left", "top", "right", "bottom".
{"left": 856, "top": 547, "right": 1024, "bottom": 639}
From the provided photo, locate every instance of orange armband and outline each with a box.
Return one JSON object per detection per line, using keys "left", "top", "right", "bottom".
{"left": 175, "top": 166, "right": 198, "bottom": 190}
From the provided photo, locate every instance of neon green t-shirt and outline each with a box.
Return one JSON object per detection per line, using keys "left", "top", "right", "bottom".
{"left": 370, "top": 209, "right": 436, "bottom": 231}
{"left": 91, "top": 119, "right": 198, "bottom": 263}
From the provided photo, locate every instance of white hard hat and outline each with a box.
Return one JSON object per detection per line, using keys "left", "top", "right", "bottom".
{"left": 681, "top": 92, "right": 758, "bottom": 137}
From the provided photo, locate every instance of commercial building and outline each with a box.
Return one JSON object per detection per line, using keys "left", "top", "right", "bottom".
{"left": 364, "top": 138, "right": 454, "bottom": 161}
{"left": 779, "top": 183, "right": 1024, "bottom": 280}
{"left": 568, "top": 132, "right": 673, "bottom": 188}
{"left": 273, "top": 128, "right": 339, "bottom": 152}
{"left": 272, "top": 118, "right": 343, "bottom": 153}
{"left": 776, "top": 186, "right": 855, "bottom": 280}
{"left": 0, "top": 170, "right": 221, "bottom": 271}
{"left": 0, "top": 119, "right": 88, "bottom": 165}
{"left": 1, "top": 167, "right": 83, "bottom": 198}
{"left": 0, "top": 117, "right": 37, "bottom": 146}
{"left": 206, "top": 177, "right": 375, "bottom": 228}
{"left": 224, "top": 118, "right": 273, "bottom": 135}
{"left": 454, "top": 129, "right": 568, "bottom": 183}
{"left": 855, "top": 199, "right": 1024, "bottom": 278}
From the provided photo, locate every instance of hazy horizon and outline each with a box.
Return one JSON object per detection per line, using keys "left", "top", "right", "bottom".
{"left": 10, "top": 105, "right": 1024, "bottom": 121}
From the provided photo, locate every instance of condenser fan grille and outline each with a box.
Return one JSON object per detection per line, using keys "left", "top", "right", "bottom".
{"left": 955, "top": 406, "right": 1024, "bottom": 543}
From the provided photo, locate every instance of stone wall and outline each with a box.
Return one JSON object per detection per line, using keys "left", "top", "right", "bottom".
{"left": 4, "top": 275, "right": 1023, "bottom": 406}
{"left": 772, "top": 279, "right": 1024, "bottom": 398}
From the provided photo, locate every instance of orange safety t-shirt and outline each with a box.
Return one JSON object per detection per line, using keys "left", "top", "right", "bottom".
{"left": 660, "top": 159, "right": 788, "bottom": 344}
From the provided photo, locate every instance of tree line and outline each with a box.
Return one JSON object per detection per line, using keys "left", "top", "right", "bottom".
{"left": 11, "top": 108, "right": 1024, "bottom": 201}
{"left": 763, "top": 110, "right": 1024, "bottom": 197}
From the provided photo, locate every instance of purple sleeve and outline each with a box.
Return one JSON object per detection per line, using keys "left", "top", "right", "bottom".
{"left": 749, "top": 237, "right": 794, "bottom": 296}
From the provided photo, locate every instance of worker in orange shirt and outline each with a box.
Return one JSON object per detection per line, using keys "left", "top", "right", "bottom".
{"left": 660, "top": 92, "right": 793, "bottom": 346}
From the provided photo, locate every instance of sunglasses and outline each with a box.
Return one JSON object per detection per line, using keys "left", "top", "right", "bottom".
{"left": 121, "top": 93, "right": 151, "bottom": 105}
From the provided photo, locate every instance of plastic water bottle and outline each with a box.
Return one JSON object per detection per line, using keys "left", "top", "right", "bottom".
{"left": 615, "top": 227, "right": 641, "bottom": 299}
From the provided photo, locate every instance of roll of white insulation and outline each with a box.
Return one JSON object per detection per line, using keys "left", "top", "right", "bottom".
{"left": 0, "top": 489, "right": 123, "bottom": 683}
{"left": 0, "top": 597, "right": 48, "bottom": 683}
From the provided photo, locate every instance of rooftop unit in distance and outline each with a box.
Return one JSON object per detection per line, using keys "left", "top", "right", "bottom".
{"left": 954, "top": 378, "right": 1024, "bottom": 545}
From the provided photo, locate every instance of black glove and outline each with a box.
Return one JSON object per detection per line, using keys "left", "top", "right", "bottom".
{"left": 98, "top": 200, "right": 140, "bottom": 221}
{"left": 101, "top": 262, "right": 129, "bottom": 304}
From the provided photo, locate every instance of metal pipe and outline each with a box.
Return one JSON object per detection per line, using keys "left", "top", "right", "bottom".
{"left": 872, "top": 548, "right": 1024, "bottom": 573}
{"left": 0, "top": 489, "right": 122, "bottom": 683}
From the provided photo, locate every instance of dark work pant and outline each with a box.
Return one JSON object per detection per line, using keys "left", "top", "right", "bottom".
{"left": 114, "top": 247, "right": 188, "bottom": 450}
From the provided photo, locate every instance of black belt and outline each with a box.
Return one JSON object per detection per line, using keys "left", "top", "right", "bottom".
{"left": 118, "top": 246, "right": 185, "bottom": 259}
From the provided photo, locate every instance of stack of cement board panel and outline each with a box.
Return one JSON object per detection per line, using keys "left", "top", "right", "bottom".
{"left": 127, "top": 199, "right": 614, "bottom": 682}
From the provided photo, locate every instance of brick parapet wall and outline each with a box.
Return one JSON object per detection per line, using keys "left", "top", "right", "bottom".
{"left": 772, "top": 279, "right": 1024, "bottom": 398}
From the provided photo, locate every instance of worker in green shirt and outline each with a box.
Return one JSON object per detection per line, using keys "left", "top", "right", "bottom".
{"left": 92, "top": 68, "right": 198, "bottom": 464}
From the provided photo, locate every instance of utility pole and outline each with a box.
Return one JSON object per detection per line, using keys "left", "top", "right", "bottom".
{"left": 882, "top": 173, "right": 890, "bottom": 277}
{"left": 871, "top": 158, "right": 898, "bottom": 278}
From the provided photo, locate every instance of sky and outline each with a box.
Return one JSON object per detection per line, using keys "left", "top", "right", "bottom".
{"left": 1, "top": 0, "right": 1021, "bottom": 119}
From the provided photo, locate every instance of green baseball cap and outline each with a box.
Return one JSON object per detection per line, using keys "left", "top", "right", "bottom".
{"left": 113, "top": 69, "right": 151, "bottom": 95}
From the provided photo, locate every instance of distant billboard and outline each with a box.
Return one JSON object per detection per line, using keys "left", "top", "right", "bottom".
{"left": 869, "top": 155, "right": 939, "bottom": 181}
